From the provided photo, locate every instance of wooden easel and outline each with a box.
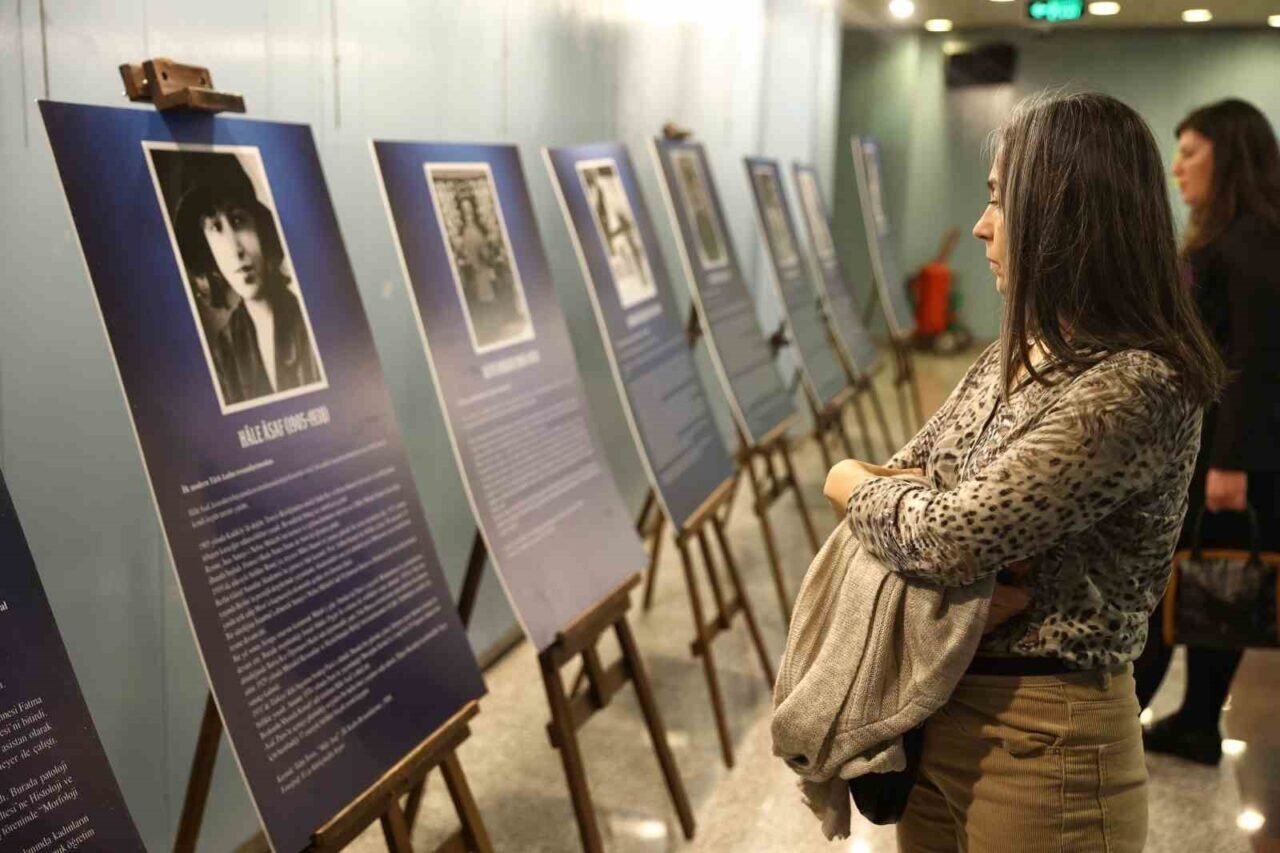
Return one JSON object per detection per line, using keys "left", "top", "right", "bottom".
{"left": 126, "top": 56, "right": 495, "bottom": 853}
{"left": 817, "top": 311, "right": 899, "bottom": 462}
{"left": 643, "top": 310, "right": 821, "bottom": 625}
{"left": 631, "top": 477, "right": 776, "bottom": 767}
{"left": 174, "top": 695, "right": 491, "bottom": 853}
{"left": 420, "top": 538, "right": 696, "bottom": 852}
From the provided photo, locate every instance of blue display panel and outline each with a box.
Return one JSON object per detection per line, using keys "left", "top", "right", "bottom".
{"left": 743, "top": 157, "right": 848, "bottom": 408}
{"left": 544, "top": 143, "right": 734, "bottom": 531}
{"left": 791, "top": 163, "right": 880, "bottom": 378}
{"left": 650, "top": 139, "right": 794, "bottom": 447}
{"left": 372, "top": 141, "right": 646, "bottom": 651}
{"left": 851, "top": 136, "right": 915, "bottom": 340}
{"left": 0, "top": 469, "right": 144, "bottom": 852}
{"left": 41, "top": 102, "right": 485, "bottom": 853}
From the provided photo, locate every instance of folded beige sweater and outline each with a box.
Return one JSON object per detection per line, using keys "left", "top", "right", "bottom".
{"left": 771, "top": 497, "right": 993, "bottom": 838}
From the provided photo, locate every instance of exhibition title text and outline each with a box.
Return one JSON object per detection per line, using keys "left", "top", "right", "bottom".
{"left": 237, "top": 405, "right": 332, "bottom": 450}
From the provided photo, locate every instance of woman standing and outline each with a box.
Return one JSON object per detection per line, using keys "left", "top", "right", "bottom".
{"left": 824, "top": 92, "right": 1223, "bottom": 851}
{"left": 1135, "top": 98, "right": 1280, "bottom": 765}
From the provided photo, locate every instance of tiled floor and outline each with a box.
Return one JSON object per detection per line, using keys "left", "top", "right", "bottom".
{"left": 347, "top": 348, "right": 1279, "bottom": 852}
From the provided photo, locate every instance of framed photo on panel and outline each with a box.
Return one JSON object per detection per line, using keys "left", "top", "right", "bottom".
{"left": 372, "top": 141, "right": 647, "bottom": 651}
{"left": 41, "top": 102, "right": 485, "bottom": 852}
{"left": 791, "top": 162, "right": 880, "bottom": 378}
{"left": 650, "top": 139, "right": 795, "bottom": 447}
{"left": 743, "top": 157, "right": 848, "bottom": 409}
{"left": 544, "top": 143, "right": 735, "bottom": 531}
{"left": 851, "top": 136, "right": 915, "bottom": 340}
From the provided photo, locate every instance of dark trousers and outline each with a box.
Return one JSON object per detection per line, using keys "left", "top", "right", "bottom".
{"left": 1132, "top": 470, "right": 1277, "bottom": 732}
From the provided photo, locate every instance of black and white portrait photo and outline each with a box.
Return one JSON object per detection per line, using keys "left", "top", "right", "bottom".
{"left": 751, "top": 166, "right": 800, "bottom": 269}
{"left": 145, "top": 143, "right": 327, "bottom": 414}
{"left": 671, "top": 149, "right": 728, "bottom": 271}
{"left": 576, "top": 159, "right": 657, "bottom": 309}
{"left": 426, "top": 164, "right": 535, "bottom": 355}
{"left": 796, "top": 170, "right": 836, "bottom": 262}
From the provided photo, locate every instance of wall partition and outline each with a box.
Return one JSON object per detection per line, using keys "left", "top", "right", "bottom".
{"left": 0, "top": 0, "right": 843, "bottom": 848}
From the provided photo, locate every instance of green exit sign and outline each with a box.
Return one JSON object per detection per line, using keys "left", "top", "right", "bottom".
{"left": 1028, "top": 0, "right": 1085, "bottom": 22}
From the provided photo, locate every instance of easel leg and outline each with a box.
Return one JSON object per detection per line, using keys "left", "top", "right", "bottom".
{"left": 440, "top": 752, "right": 495, "bottom": 852}
{"left": 540, "top": 653, "right": 606, "bottom": 852}
{"left": 892, "top": 346, "right": 917, "bottom": 435}
{"left": 812, "top": 417, "right": 835, "bottom": 472}
{"left": 613, "top": 616, "right": 697, "bottom": 839}
{"left": 676, "top": 534, "right": 735, "bottom": 768}
{"left": 743, "top": 453, "right": 791, "bottom": 625}
{"left": 380, "top": 801, "right": 415, "bottom": 852}
{"left": 777, "top": 439, "right": 821, "bottom": 553}
{"left": 865, "top": 381, "right": 898, "bottom": 459}
{"left": 641, "top": 512, "right": 666, "bottom": 612}
{"left": 709, "top": 515, "right": 775, "bottom": 685}
{"left": 456, "top": 532, "right": 488, "bottom": 627}
{"left": 834, "top": 405, "right": 855, "bottom": 459}
{"left": 847, "top": 391, "right": 875, "bottom": 460}
{"left": 173, "top": 694, "right": 222, "bottom": 853}
{"left": 695, "top": 526, "right": 731, "bottom": 628}
{"left": 907, "top": 356, "right": 926, "bottom": 427}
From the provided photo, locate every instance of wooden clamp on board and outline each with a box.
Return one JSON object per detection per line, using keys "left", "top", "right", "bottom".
{"left": 440, "top": 535, "right": 696, "bottom": 852}
{"left": 119, "top": 57, "right": 246, "bottom": 113}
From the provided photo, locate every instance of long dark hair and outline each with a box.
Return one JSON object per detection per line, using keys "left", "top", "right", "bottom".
{"left": 1176, "top": 98, "right": 1280, "bottom": 253}
{"left": 994, "top": 91, "right": 1224, "bottom": 405}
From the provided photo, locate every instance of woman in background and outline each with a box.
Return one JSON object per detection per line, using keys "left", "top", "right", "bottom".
{"left": 1136, "top": 98, "right": 1280, "bottom": 765}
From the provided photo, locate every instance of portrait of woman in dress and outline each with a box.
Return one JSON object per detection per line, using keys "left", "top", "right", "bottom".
{"left": 153, "top": 147, "right": 324, "bottom": 410}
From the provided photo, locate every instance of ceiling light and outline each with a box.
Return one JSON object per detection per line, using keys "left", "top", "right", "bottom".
{"left": 1181, "top": 8, "right": 1213, "bottom": 22}
{"left": 925, "top": 18, "right": 953, "bottom": 31}
{"left": 888, "top": 0, "right": 915, "bottom": 19}
{"left": 1222, "top": 738, "right": 1247, "bottom": 757}
{"left": 989, "top": 0, "right": 1016, "bottom": 3}
{"left": 1089, "top": 1, "right": 1121, "bottom": 14}
{"left": 1269, "top": 14, "right": 1280, "bottom": 27}
{"left": 1237, "top": 809, "right": 1266, "bottom": 833}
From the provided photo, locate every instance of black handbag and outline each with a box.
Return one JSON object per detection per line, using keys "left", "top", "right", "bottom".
{"left": 847, "top": 725, "right": 925, "bottom": 825}
{"left": 1163, "top": 506, "right": 1280, "bottom": 650}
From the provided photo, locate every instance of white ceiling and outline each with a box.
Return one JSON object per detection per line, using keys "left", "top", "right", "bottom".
{"left": 843, "top": 0, "right": 1280, "bottom": 29}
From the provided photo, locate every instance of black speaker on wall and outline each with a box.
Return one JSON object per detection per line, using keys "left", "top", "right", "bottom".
{"left": 945, "top": 42, "right": 1018, "bottom": 87}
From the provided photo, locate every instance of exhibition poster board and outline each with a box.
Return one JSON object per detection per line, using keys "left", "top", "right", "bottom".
{"left": 790, "top": 163, "right": 880, "bottom": 378}
{"left": 650, "top": 139, "right": 795, "bottom": 446}
{"left": 0, "top": 469, "right": 145, "bottom": 851}
{"left": 851, "top": 136, "right": 914, "bottom": 339}
{"left": 743, "top": 157, "right": 848, "bottom": 408}
{"left": 544, "top": 143, "right": 734, "bottom": 531}
{"left": 372, "top": 141, "right": 647, "bottom": 651}
{"left": 41, "top": 102, "right": 486, "bottom": 852}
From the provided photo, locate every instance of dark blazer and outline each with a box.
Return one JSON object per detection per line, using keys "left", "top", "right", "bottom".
{"left": 1190, "top": 213, "right": 1280, "bottom": 474}
{"left": 212, "top": 291, "right": 321, "bottom": 406}
{"left": 1183, "top": 213, "right": 1280, "bottom": 550}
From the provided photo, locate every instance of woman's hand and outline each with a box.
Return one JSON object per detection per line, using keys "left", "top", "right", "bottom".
{"left": 983, "top": 559, "right": 1034, "bottom": 635}
{"left": 1205, "top": 468, "right": 1247, "bottom": 513}
{"left": 824, "top": 460, "right": 924, "bottom": 515}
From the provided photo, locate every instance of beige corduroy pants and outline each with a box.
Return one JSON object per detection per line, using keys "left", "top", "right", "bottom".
{"left": 898, "top": 665, "right": 1148, "bottom": 853}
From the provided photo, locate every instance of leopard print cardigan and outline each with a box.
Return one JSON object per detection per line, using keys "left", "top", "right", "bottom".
{"left": 847, "top": 344, "right": 1203, "bottom": 669}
